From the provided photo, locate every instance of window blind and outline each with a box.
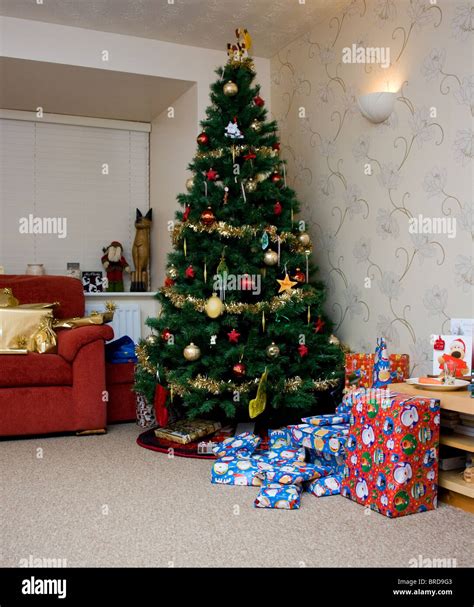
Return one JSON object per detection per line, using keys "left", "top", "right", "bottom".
{"left": 0, "top": 119, "right": 149, "bottom": 277}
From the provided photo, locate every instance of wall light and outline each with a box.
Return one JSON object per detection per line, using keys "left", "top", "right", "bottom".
{"left": 357, "top": 91, "right": 397, "bottom": 124}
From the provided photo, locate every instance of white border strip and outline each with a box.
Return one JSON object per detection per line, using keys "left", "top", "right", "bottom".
{"left": 0, "top": 109, "right": 151, "bottom": 132}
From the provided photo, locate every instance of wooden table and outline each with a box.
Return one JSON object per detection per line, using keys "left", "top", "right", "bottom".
{"left": 394, "top": 382, "right": 473, "bottom": 513}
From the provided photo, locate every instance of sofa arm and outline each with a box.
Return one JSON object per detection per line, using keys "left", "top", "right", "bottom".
{"left": 57, "top": 325, "right": 114, "bottom": 362}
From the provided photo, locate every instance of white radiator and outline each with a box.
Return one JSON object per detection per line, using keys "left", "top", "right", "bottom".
{"left": 85, "top": 302, "right": 141, "bottom": 344}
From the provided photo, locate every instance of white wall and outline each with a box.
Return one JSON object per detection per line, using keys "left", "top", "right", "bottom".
{"left": 150, "top": 85, "right": 198, "bottom": 290}
{"left": 0, "top": 16, "right": 271, "bottom": 125}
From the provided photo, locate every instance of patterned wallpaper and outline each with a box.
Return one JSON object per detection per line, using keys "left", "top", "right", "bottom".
{"left": 271, "top": 0, "right": 473, "bottom": 375}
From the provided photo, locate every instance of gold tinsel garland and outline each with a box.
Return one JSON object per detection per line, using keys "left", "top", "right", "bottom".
{"left": 173, "top": 221, "right": 312, "bottom": 255}
{"left": 168, "top": 374, "right": 340, "bottom": 396}
{"left": 160, "top": 286, "right": 313, "bottom": 315}
{"left": 195, "top": 144, "right": 277, "bottom": 161}
{"left": 136, "top": 345, "right": 340, "bottom": 393}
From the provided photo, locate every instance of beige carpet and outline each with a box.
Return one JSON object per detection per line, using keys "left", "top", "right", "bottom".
{"left": 1, "top": 423, "right": 473, "bottom": 568}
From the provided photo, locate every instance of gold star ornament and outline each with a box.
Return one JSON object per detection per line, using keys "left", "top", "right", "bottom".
{"left": 277, "top": 273, "right": 298, "bottom": 293}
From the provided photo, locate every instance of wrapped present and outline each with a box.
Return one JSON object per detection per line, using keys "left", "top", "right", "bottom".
{"left": 305, "top": 475, "right": 342, "bottom": 497}
{"left": 154, "top": 419, "right": 221, "bottom": 444}
{"left": 345, "top": 353, "right": 410, "bottom": 389}
{"left": 341, "top": 390, "right": 440, "bottom": 517}
{"left": 0, "top": 307, "right": 57, "bottom": 353}
{"left": 268, "top": 427, "right": 293, "bottom": 449}
{"left": 291, "top": 424, "right": 348, "bottom": 456}
{"left": 211, "top": 455, "right": 262, "bottom": 486}
{"left": 372, "top": 337, "right": 391, "bottom": 388}
{"left": 136, "top": 393, "right": 156, "bottom": 429}
{"left": 307, "top": 450, "right": 346, "bottom": 474}
{"left": 302, "top": 413, "right": 350, "bottom": 426}
{"left": 252, "top": 446, "right": 305, "bottom": 464}
{"left": 254, "top": 483, "right": 302, "bottom": 509}
{"left": 212, "top": 432, "right": 261, "bottom": 458}
{"left": 257, "top": 460, "right": 329, "bottom": 484}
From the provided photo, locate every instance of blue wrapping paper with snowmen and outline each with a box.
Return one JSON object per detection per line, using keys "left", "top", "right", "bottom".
{"left": 305, "top": 475, "right": 343, "bottom": 497}
{"left": 212, "top": 432, "right": 261, "bottom": 459}
{"left": 254, "top": 483, "right": 302, "bottom": 509}
{"left": 291, "top": 423, "right": 349, "bottom": 456}
{"left": 252, "top": 445, "right": 305, "bottom": 464}
{"left": 268, "top": 427, "right": 293, "bottom": 449}
{"left": 301, "top": 413, "right": 350, "bottom": 426}
{"left": 257, "top": 460, "right": 329, "bottom": 485}
{"left": 307, "top": 450, "right": 346, "bottom": 474}
{"left": 372, "top": 337, "right": 392, "bottom": 388}
{"left": 211, "top": 455, "right": 262, "bottom": 486}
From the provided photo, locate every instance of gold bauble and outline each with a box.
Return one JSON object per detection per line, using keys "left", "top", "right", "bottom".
{"left": 266, "top": 342, "right": 280, "bottom": 358}
{"left": 298, "top": 232, "right": 311, "bottom": 247}
{"left": 328, "top": 334, "right": 340, "bottom": 346}
{"left": 166, "top": 265, "right": 179, "bottom": 280}
{"left": 223, "top": 80, "right": 238, "bottom": 96}
{"left": 145, "top": 334, "right": 158, "bottom": 345}
{"left": 263, "top": 249, "right": 278, "bottom": 266}
{"left": 185, "top": 177, "right": 195, "bottom": 192}
{"left": 205, "top": 292, "right": 224, "bottom": 318}
{"left": 183, "top": 342, "right": 201, "bottom": 361}
{"left": 244, "top": 178, "right": 257, "bottom": 193}
{"left": 250, "top": 119, "right": 262, "bottom": 132}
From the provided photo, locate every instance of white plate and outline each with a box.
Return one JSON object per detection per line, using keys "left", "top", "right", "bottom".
{"left": 406, "top": 378, "right": 470, "bottom": 391}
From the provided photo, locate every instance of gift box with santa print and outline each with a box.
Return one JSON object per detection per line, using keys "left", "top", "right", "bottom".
{"left": 341, "top": 389, "right": 440, "bottom": 518}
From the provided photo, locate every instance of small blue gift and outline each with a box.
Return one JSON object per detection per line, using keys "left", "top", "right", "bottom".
{"left": 254, "top": 483, "right": 302, "bottom": 509}
{"left": 291, "top": 424, "right": 348, "bottom": 456}
{"left": 305, "top": 475, "right": 342, "bottom": 497}
{"left": 211, "top": 455, "right": 262, "bottom": 486}
{"left": 257, "top": 460, "right": 330, "bottom": 485}
{"left": 301, "top": 412, "right": 350, "bottom": 426}
{"left": 212, "top": 432, "right": 261, "bottom": 459}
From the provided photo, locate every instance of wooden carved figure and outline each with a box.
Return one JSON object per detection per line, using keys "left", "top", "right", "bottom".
{"left": 131, "top": 208, "right": 152, "bottom": 292}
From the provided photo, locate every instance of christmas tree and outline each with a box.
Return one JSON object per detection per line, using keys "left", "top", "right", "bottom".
{"left": 135, "top": 30, "right": 344, "bottom": 425}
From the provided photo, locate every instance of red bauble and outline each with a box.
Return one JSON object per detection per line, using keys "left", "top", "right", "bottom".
{"left": 197, "top": 131, "right": 209, "bottom": 145}
{"left": 182, "top": 205, "right": 191, "bottom": 221}
{"left": 273, "top": 201, "right": 282, "bottom": 216}
{"left": 201, "top": 206, "right": 216, "bottom": 226}
{"left": 253, "top": 95, "right": 265, "bottom": 107}
{"left": 206, "top": 167, "right": 219, "bottom": 181}
{"left": 164, "top": 277, "right": 175, "bottom": 288}
{"left": 185, "top": 265, "right": 195, "bottom": 279}
{"left": 434, "top": 336, "right": 445, "bottom": 351}
{"left": 314, "top": 317, "right": 325, "bottom": 333}
{"left": 298, "top": 344, "right": 309, "bottom": 357}
{"left": 292, "top": 268, "right": 305, "bottom": 284}
{"left": 271, "top": 171, "right": 283, "bottom": 185}
{"left": 227, "top": 329, "right": 241, "bottom": 343}
{"left": 161, "top": 328, "right": 173, "bottom": 342}
{"left": 240, "top": 273, "right": 254, "bottom": 291}
{"left": 232, "top": 362, "right": 246, "bottom": 378}
{"left": 272, "top": 142, "right": 281, "bottom": 152}
{"left": 243, "top": 151, "right": 257, "bottom": 161}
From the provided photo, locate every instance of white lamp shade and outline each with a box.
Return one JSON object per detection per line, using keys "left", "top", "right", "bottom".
{"left": 358, "top": 92, "right": 396, "bottom": 124}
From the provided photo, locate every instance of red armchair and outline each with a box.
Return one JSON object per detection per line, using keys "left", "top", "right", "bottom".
{"left": 0, "top": 275, "right": 113, "bottom": 437}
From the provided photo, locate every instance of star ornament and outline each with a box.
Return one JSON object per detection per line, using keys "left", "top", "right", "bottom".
{"left": 298, "top": 344, "right": 309, "bottom": 357}
{"left": 206, "top": 168, "right": 219, "bottom": 181}
{"left": 277, "top": 273, "right": 297, "bottom": 294}
{"left": 227, "top": 329, "right": 241, "bottom": 343}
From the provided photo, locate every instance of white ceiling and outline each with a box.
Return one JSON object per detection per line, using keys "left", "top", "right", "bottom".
{"left": 0, "top": 57, "right": 193, "bottom": 122}
{"left": 0, "top": 0, "right": 344, "bottom": 58}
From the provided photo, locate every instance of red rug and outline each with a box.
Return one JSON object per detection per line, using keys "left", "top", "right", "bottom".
{"left": 137, "top": 427, "right": 271, "bottom": 459}
{"left": 137, "top": 428, "right": 226, "bottom": 459}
